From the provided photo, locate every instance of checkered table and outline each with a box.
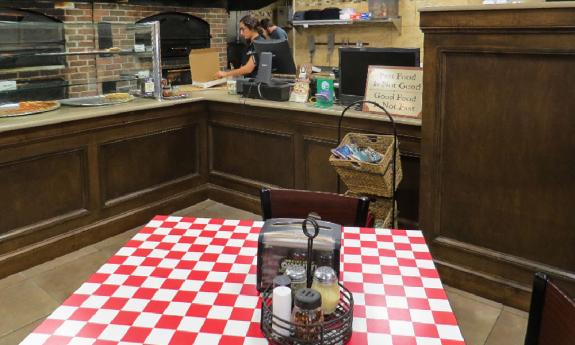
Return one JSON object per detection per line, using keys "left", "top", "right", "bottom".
{"left": 22, "top": 216, "right": 465, "bottom": 345}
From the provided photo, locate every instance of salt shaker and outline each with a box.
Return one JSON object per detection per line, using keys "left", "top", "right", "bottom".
{"left": 272, "top": 286, "right": 292, "bottom": 337}
{"left": 273, "top": 275, "right": 291, "bottom": 289}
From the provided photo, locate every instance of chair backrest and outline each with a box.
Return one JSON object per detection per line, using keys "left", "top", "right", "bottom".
{"left": 260, "top": 188, "right": 371, "bottom": 227}
{"left": 525, "top": 272, "right": 575, "bottom": 345}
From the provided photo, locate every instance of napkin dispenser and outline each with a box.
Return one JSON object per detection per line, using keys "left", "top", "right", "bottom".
{"left": 257, "top": 218, "right": 341, "bottom": 292}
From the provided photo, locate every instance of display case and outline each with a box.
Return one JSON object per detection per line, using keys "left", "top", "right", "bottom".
{"left": 0, "top": 20, "right": 162, "bottom": 116}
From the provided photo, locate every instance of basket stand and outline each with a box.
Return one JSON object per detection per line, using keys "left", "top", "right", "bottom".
{"left": 336, "top": 100, "right": 399, "bottom": 227}
{"left": 260, "top": 215, "right": 354, "bottom": 345}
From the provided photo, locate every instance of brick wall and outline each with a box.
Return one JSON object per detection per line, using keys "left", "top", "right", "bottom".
{"left": 89, "top": 3, "right": 228, "bottom": 67}
{"left": 0, "top": 1, "right": 228, "bottom": 98}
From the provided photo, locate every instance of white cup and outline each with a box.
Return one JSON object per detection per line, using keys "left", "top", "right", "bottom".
{"left": 227, "top": 79, "right": 237, "bottom": 95}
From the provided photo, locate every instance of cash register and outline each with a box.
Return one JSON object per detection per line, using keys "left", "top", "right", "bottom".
{"left": 237, "top": 39, "right": 296, "bottom": 102}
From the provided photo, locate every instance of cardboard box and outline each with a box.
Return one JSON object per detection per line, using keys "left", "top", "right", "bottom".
{"left": 189, "top": 48, "right": 221, "bottom": 83}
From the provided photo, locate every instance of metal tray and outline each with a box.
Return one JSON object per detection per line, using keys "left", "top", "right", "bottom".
{"left": 0, "top": 101, "right": 61, "bottom": 118}
{"left": 162, "top": 94, "right": 187, "bottom": 100}
{"left": 60, "top": 94, "right": 135, "bottom": 107}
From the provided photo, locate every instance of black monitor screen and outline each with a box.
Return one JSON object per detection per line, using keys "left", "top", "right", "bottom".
{"left": 254, "top": 39, "right": 296, "bottom": 75}
{"left": 339, "top": 47, "right": 420, "bottom": 98}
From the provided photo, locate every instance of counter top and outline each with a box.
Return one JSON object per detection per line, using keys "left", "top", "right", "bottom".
{"left": 0, "top": 90, "right": 421, "bottom": 134}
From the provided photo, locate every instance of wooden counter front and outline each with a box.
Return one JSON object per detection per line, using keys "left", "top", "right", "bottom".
{"left": 0, "top": 93, "right": 421, "bottom": 279}
{"left": 420, "top": 3, "right": 575, "bottom": 310}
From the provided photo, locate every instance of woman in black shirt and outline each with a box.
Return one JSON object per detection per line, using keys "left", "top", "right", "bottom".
{"left": 216, "top": 15, "right": 263, "bottom": 79}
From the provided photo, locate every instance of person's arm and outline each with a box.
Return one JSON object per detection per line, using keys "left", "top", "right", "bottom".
{"left": 216, "top": 57, "right": 256, "bottom": 78}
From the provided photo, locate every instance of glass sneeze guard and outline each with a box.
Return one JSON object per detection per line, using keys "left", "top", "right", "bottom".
{"left": 0, "top": 21, "right": 162, "bottom": 106}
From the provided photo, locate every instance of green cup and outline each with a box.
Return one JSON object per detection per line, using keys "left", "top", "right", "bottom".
{"left": 315, "top": 78, "right": 334, "bottom": 108}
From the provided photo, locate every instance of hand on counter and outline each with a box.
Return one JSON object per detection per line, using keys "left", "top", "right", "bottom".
{"left": 216, "top": 71, "right": 228, "bottom": 79}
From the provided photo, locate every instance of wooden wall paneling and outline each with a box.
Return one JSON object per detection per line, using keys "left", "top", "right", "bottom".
{"left": 420, "top": 6, "right": 575, "bottom": 310}
{"left": 0, "top": 148, "right": 89, "bottom": 249}
{"left": 95, "top": 103, "right": 208, "bottom": 214}
{"left": 0, "top": 103, "right": 210, "bottom": 279}
{"left": 0, "top": 124, "right": 97, "bottom": 255}
{"left": 292, "top": 128, "right": 306, "bottom": 191}
{"left": 302, "top": 135, "right": 340, "bottom": 193}
{"left": 207, "top": 102, "right": 339, "bottom": 213}
{"left": 99, "top": 124, "right": 201, "bottom": 206}
{"left": 208, "top": 103, "right": 296, "bottom": 194}
{"left": 294, "top": 120, "right": 339, "bottom": 193}
{"left": 395, "top": 156, "right": 420, "bottom": 228}
{"left": 439, "top": 50, "right": 575, "bottom": 269}
{"left": 207, "top": 184, "right": 263, "bottom": 215}
{"left": 208, "top": 123, "right": 295, "bottom": 188}
{"left": 0, "top": 99, "right": 421, "bottom": 279}
{"left": 0, "top": 183, "right": 209, "bottom": 281}
{"left": 207, "top": 102, "right": 422, "bottom": 227}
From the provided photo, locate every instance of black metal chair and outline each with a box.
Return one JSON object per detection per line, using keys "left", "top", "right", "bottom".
{"left": 524, "top": 272, "right": 575, "bottom": 345}
{"left": 260, "top": 188, "right": 371, "bottom": 227}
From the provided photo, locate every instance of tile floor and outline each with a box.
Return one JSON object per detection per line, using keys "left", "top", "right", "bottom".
{"left": 0, "top": 199, "right": 528, "bottom": 345}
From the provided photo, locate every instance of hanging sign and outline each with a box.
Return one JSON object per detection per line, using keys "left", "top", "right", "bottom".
{"left": 363, "top": 66, "right": 423, "bottom": 118}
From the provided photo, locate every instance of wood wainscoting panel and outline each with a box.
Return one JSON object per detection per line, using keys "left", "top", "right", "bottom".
{"left": 420, "top": 6, "right": 575, "bottom": 309}
{"left": 395, "top": 155, "right": 420, "bottom": 228}
{"left": 207, "top": 101, "right": 421, "bottom": 227}
{"left": 437, "top": 51, "right": 575, "bottom": 272}
{"left": 100, "top": 125, "right": 200, "bottom": 206}
{"left": 302, "top": 135, "right": 339, "bottom": 193}
{"left": 209, "top": 123, "right": 295, "bottom": 190}
{"left": 0, "top": 99, "right": 421, "bottom": 280}
{"left": 0, "top": 149, "right": 88, "bottom": 238}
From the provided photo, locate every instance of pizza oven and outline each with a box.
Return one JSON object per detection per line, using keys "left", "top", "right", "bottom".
{"left": 137, "top": 12, "right": 211, "bottom": 85}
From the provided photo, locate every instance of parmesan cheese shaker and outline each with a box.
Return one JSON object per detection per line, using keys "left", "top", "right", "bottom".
{"left": 311, "top": 266, "right": 340, "bottom": 315}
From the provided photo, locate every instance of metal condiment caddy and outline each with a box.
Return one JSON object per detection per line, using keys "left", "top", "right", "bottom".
{"left": 260, "top": 216, "right": 354, "bottom": 345}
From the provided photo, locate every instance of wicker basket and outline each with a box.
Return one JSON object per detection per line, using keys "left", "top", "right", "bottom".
{"left": 330, "top": 133, "right": 402, "bottom": 197}
{"left": 346, "top": 191, "right": 396, "bottom": 228}
{"left": 375, "top": 202, "right": 397, "bottom": 229}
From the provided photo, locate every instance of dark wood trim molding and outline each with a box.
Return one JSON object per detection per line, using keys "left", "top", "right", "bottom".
{"left": 420, "top": 6, "right": 575, "bottom": 32}
{"left": 103, "top": 174, "right": 203, "bottom": 208}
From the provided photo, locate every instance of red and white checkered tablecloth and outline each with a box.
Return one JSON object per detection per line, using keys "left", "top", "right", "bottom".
{"left": 21, "top": 216, "right": 465, "bottom": 345}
